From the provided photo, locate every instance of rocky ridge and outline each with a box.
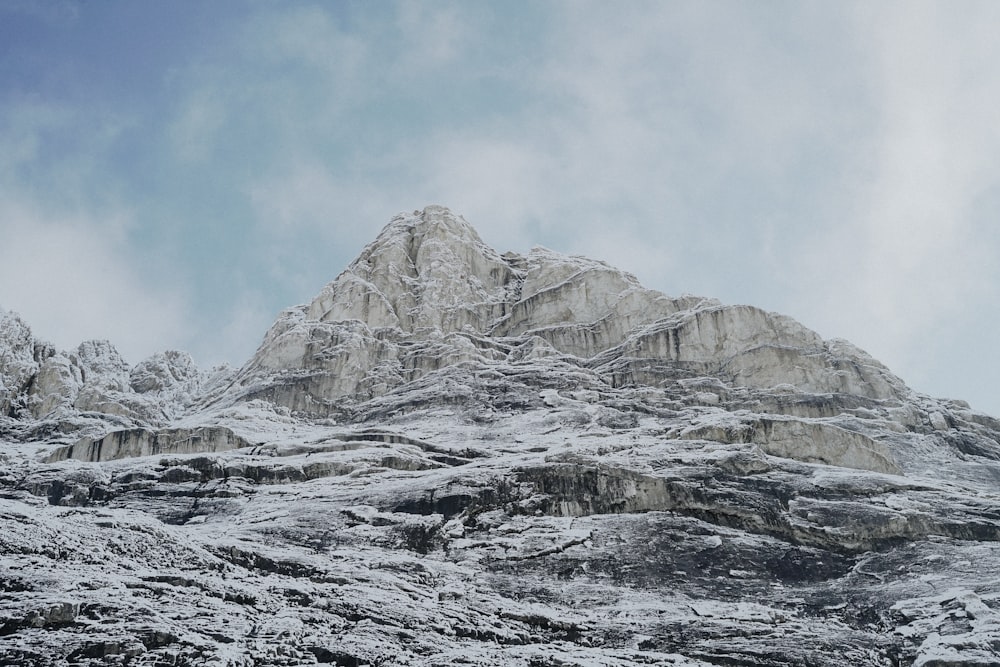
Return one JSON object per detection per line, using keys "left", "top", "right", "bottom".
{"left": 2, "top": 205, "right": 1000, "bottom": 666}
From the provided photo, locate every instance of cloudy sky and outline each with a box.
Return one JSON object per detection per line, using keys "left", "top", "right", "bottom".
{"left": 1, "top": 1, "right": 998, "bottom": 415}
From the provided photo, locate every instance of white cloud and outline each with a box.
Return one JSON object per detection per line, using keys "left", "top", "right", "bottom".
{"left": 0, "top": 198, "right": 191, "bottom": 365}
{"left": 797, "top": 3, "right": 1000, "bottom": 386}
{"left": 248, "top": 158, "right": 348, "bottom": 232}
{"left": 382, "top": 4, "right": 859, "bottom": 288}
{"left": 246, "top": 4, "right": 368, "bottom": 75}
{"left": 392, "top": 2, "right": 480, "bottom": 69}
{"left": 0, "top": 100, "right": 72, "bottom": 178}
{"left": 235, "top": 4, "right": 371, "bottom": 133}
{"left": 0, "top": 92, "right": 190, "bottom": 366}
{"left": 409, "top": 135, "right": 554, "bottom": 243}
{"left": 0, "top": 0, "right": 79, "bottom": 24}
{"left": 168, "top": 85, "right": 228, "bottom": 163}
{"left": 192, "top": 292, "right": 275, "bottom": 370}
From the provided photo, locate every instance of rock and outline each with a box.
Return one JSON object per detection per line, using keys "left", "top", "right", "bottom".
{"left": 307, "top": 205, "right": 516, "bottom": 332}
{"left": 28, "top": 351, "right": 81, "bottom": 418}
{"left": 929, "top": 411, "right": 949, "bottom": 431}
{"left": 130, "top": 350, "right": 200, "bottom": 394}
{"left": 0, "top": 310, "right": 44, "bottom": 417}
{"left": 46, "top": 426, "right": 251, "bottom": 463}
{"left": 0, "top": 316, "right": 232, "bottom": 427}
{"left": 2, "top": 206, "right": 1000, "bottom": 666}
{"left": 227, "top": 206, "right": 907, "bottom": 416}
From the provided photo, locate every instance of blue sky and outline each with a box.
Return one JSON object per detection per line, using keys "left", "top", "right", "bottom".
{"left": 1, "top": 1, "right": 998, "bottom": 415}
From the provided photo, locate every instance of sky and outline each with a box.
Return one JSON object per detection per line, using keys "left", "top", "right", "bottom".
{"left": 0, "top": 1, "right": 998, "bottom": 415}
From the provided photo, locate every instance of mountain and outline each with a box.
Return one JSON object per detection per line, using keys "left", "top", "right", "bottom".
{"left": 2, "top": 205, "right": 1000, "bottom": 666}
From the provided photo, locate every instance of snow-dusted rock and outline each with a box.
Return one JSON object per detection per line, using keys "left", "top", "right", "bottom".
{"left": 68, "top": 340, "right": 134, "bottom": 416}
{"left": 0, "top": 309, "right": 43, "bottom": 417}
{"left": 492, "top": 245, "right": 698, "bottom": 354}
{"left": 28, "top": 351, "right": 80, "bottom": 418}
{"left": 0, "top": 312, "right": 235, "bottom": 427}
{"left": 130, "top": 350, "right": 200, "bottom": 394}
{"left": 47, "top": 425, "right": 250, "bottom": 463}
{"left": 307, "top": 205, "right": 516, "bottom": 332}
{"left": 2, "top": 206, "right": 1000, "bottom": 666}
{"left": 231, "top": 206, "right": 907, "bottom": 419}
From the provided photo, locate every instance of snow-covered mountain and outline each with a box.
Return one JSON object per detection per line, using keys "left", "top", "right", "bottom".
{"left": 2, "top": 205, "right": 1000, "bottom": 666}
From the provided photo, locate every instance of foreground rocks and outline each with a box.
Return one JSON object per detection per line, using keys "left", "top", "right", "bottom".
{"left": 1, "top": 207, "right": 999, "bottom": 666}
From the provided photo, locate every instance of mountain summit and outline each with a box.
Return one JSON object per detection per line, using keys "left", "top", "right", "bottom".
{"left": 230, "top": 205, "right": 904, "bottom": 417}
{"left": 2, "top": 206, "right": 1000, "bottom": 665}
{"left": 308, "top": 205, "right": 516, "bottom": 331}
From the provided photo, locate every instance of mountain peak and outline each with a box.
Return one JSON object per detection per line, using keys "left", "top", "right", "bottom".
{"left": 390, "top": 204, "right": 480, "bottom": 235}
{"left": 367, "top": 205, "right": 495, "bottom": 268}
{"left": 232, "top": 207, "right": 913, "bottom": 417}
{"left": 306, "top": 205, "right": 516, "bottom": 331}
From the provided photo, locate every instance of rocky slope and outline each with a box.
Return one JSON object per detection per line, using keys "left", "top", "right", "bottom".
{"left": 2, "top": 205, "right": 1000, "bottom": 666}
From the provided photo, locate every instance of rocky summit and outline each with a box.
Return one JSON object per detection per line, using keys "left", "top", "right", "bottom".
{"left": 2, "top": 205, "right": 1000, "bottom": 666}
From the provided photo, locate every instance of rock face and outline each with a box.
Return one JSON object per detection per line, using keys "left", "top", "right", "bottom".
{"left": 2, "top": 205, "right": 1000, "bottom": 666}
{"left": 229, "top": 206, "right": 905, "bottom": 415}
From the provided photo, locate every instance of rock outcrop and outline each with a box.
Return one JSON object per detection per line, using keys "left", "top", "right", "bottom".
{"left": 0, "top": 309, "right": 42, "bottom": 417}
{"left": 0, "top": 314, "right": 233, "bottom": 431}
{"left": 2, "top": 206, "right": 1000, "bottom": 666}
